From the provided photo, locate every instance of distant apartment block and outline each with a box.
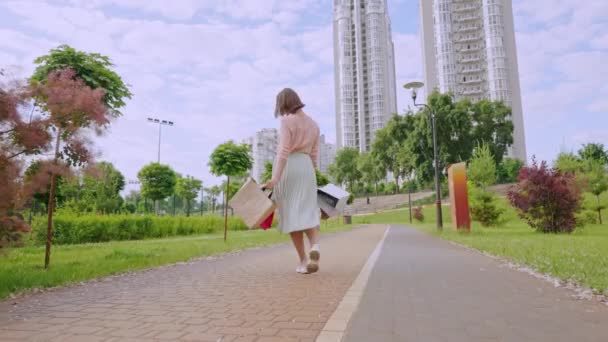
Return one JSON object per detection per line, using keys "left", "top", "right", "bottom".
{"left": 334, "top": 0, "right": 398, "bottom": 152}
{"left": 243, "top": 128, "right": 278, "bottom": 182}
{"left": 420, "top": 0, "right": 527, "bottom": 160}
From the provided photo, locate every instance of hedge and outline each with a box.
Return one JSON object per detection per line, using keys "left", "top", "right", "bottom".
{"left": 33, "top": 214, "right": 248, "bottom": 245}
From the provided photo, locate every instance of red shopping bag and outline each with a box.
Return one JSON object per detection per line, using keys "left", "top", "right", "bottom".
{"left": 260, "top": 212, "right": 274, "bottom": 230}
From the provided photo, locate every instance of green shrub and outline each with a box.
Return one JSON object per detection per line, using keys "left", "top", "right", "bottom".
{"left": 576, "top": 210, "right": 598, "bottom": 228}
{"left": 469, "top": 187, "right": 503, "bottom": 227}
{"left": 33, "top": 214, "right": 247, "bottom": 245}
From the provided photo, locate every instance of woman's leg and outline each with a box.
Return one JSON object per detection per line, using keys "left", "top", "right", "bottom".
{"left": 304, "top": 227, "right": 320, "bottom": 247}
{"left": 289, "top": 231, "right": 306, "bottom": 263}
{"left": 304, "top": 227, "right": 320, "bottom": 273}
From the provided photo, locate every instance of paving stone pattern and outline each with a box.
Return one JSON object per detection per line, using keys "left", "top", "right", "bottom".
{"left": 0, "top": 225, "right": 387, "bottom": 342}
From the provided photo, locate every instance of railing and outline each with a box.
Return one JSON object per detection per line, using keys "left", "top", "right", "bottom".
{"left": 459, "top": 78, "right": 485, "bottom": 85}
{"left": 455, "top": 34, "right": 481, "bottom": 43}
{"left": 454, "top": 5, "right": 480, "bottom": 12}
{"left": 457, "top": 45, "right": 482, "bottom": 52}
{"left": 461, "top": 88, "right": 485, "bottom": 96}
{"left": 460, "top": 67, "right": 483, "bottom": 74}
{"left": 460, "top": 56, "right": 482, "bottom": 63}
{"left": 457, "top": 15, "right": 480, "bottom": 22}
{"left": 456, "top": 25, "right": 479, "bottom": 32}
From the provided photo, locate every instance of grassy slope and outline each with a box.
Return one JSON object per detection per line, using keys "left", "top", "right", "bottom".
{"left": 360, "top": 195, "right": 608, "bottom": 294}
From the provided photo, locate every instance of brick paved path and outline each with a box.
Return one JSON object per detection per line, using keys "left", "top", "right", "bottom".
{"left": 0, "top": 225, "right": 387, "bottom": 342}
{"left": 343, "top": 226, "right": 608, "bottom": 342}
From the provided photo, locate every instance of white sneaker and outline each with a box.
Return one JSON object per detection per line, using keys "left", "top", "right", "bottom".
{"left": 296, "top": 265, "right": 309, "bottom": 274}
{"left": 307, "top": 244, "right": 320, "bottom": 274}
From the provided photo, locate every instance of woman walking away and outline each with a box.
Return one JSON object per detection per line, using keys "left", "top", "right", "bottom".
{"left": 263, "top": 88, "right": 321, "bottom": 274}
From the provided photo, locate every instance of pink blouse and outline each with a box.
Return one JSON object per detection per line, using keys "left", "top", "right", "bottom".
{"left": 271, "top": 113, "right": 320, "bottom": 183}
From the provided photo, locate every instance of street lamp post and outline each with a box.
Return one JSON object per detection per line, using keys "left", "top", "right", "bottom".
{"left": 200, "top": 188, "right": 204, "bottom": 216}
{"left": 404, "top": 82, "right": 443, "bottom": 230}
{"left": 147, "top": 117, "right": 175, "bottom": 163}
{"left": 147, "top": 118, "right": 174, "bottom": 215}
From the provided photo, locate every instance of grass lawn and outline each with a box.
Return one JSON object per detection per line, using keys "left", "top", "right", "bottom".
{"left": 0, "top": 218, "right": 351, "bottom": 300}
{"left": 360, "top": 196, "right": 608, "bottom": 295}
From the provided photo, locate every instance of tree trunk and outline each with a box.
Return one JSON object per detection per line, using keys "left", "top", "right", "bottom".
{"left": 375, "top": 181, "right": 378, "bottom": 197}
{"left": 224, "top": 176, "right": 230, "bottom": 242}
{"left": 394, "top": 173, "right": 400, "bottom": 194}
{"left": 186, "top": 199, "right": 191, "bottom": 217}
{"left": 598, "top": 195, "right": 603, "bottom": 225}
{"left": 44, "top": 131, "right": 61, "bottom": 269}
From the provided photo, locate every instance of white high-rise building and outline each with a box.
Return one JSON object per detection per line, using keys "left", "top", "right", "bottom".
{"left": 318, "top": 135, "right": 337, "bottom": 175}
{"left": 243, "top": 128, "right": 278, "bottom": 182}
{"left": 334, "top": 0, "right": 398, "bottom": 152}
{"left": 420, "top": 0, "right": 527, "bottom": 161}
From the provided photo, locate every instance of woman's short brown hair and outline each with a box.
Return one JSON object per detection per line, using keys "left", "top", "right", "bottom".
{"left": 274, "top": 88, "right": 305, "bottom": 117}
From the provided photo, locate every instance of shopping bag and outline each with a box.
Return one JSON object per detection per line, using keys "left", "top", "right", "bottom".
{"left": 317, "top": 184, "right": 350, "bottom": 219}
{"left": 260, "top": 211, "right": 274, "bottom": 230}
{"left": 229, "top": 178, "right": 277, "bottom": 229}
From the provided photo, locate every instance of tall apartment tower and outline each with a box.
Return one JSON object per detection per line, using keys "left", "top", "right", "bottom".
{"left": 243, "top": 128, "right": 278, "bottom": 182}
{"left": 420, "top": 0, "right": 527, "bottom": 161}
{"left": 318, "top": 134, "right": 337, "bottom": 175}
{"left": 334, "top": 0, "right": 398, "bottom": 152}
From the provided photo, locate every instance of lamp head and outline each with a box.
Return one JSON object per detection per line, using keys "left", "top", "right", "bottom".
{"left": 403, "top": 81, "right": 425, "bottom": 103}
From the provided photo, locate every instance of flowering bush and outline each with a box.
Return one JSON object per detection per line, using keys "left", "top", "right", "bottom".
{"left": 508, "top": 160, "right": 582, "bottom": 233}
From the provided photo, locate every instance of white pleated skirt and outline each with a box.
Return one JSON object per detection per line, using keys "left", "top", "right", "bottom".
{"left": 272, "top": 153, "right": 320, "bottom": 234}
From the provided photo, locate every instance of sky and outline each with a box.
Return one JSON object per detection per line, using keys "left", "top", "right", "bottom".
{"left": 1, "top": 0, "right": 607, "bottom": 192}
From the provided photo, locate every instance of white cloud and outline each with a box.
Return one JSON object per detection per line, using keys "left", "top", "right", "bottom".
{"left": 2, "top": 0, "right": 606, "bottom": 185}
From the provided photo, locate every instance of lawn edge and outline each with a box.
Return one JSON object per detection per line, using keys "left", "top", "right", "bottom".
{"left": 409, "top": 224, "right": 608, "bottom": 306}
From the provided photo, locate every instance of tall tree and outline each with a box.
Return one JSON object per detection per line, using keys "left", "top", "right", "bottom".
{"left": 82, "top": 162, "right": 125, "bottom": 214}
{"left": 175, "top": 175, "right": 202, "bottom": 217}
{"left": 469, "top": 99, "right": 514, "bottom": 164}
{"left": 497, "top": 158, "right": 524, "bottom": 184}
{"left": 408, "top": 92, "right": 474, "bottom": 184}
{"left": 578, "top": 143, "right": 608, "bottom": 165}
{"left": 31, "top": 45, "right": 132, "bottom": 116}
{"left": 138, "top": 163, "right": 177, "bottom": 215}
{"left": 315, "top": 169, "right": 330, "bottom": 187}
{"left": 208, "top": 141, "right": 252, "bottom": 241}
{"left": 27, "top": 46, "right": 131, "bottom": 267}
{"left": 205, "top": 186, "right": 222, "bottom": 214}
{"left": 358, "top": 153, "right": 384, "bottom": 196}
{"left": 261, "top": 161, "right": 273, "bottom": 183}
{"left": 34, "top": 69, "right": 111, "bottom": 269}
{"left": 468, "top": 143, "right": 497, "bottom": 189}
{"left": 585, "top": 161, "right": 608, "bottom": 224}
{"left": 371, "top": 114, "right": 414, "bottom": 191}
{"left": 329, "top": 147, "right": 361, "bottom": 192}
{"left": 554, "top": 152, "right": 584, "bottom": 174}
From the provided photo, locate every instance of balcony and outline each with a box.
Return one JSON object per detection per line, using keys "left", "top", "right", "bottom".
{"left": 457, "top": 45, "right": 482, "bottom": 53}
{"left": 460, "top": 67, "right": 483, "bottom": 74}
{"left": 460, "top": 88, "right": 485, "bottom": 96}
{"left": 457, "top": 15, "right": 480, "bottom": 22}
{"left": 459, "top": 77, "right": 485, "bottom": 85}
{"left": 456, "top": 25, "right": 479, "bottom": 33}
{"left": 460, "top": 55, "right": 482, "bottom": 63}
{"left": 454, "top": 4, "right": 479, "bottom": 12}
{"left": 455, "top": 34, "right": 482, "bottom": 43}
